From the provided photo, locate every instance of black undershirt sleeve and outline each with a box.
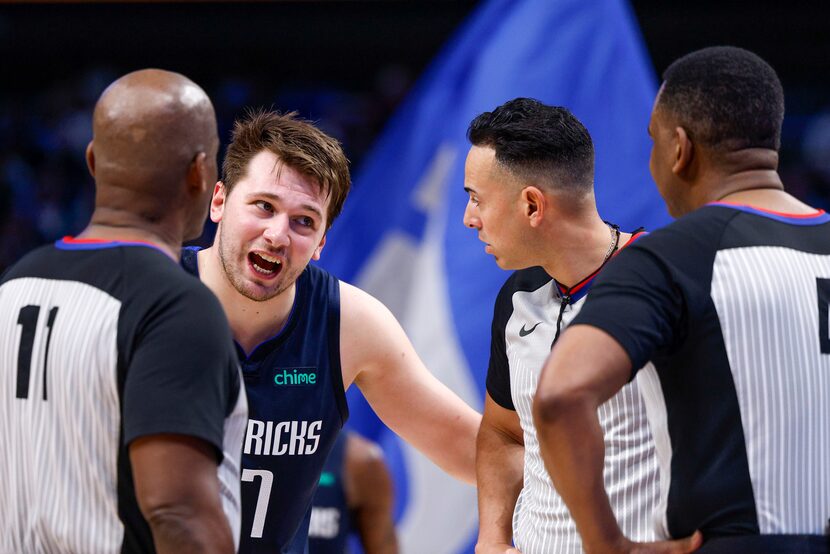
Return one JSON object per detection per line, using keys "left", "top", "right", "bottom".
{"left": 486, "top": 281, "right": 516, "bottom": 410}
{"left": 122, "top": 285, "right": 237, "bottom": 460}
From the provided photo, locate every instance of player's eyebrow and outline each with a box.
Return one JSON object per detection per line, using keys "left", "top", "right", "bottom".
{"left": 253, "top": 191, "right": 324, "bottom": 219}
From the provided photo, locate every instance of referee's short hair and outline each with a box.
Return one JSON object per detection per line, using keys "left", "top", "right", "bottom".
{"left": 658, "top": 46, "right": 785, "bottom": 152}
{"left": 467, "top": 98, "right": 594, "bottom": 197}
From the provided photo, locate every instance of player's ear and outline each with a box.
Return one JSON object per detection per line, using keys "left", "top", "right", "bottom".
{"left": 523, "top": 186, "right": 545, "bottom": 227}
{"left": 210, "top": 182, "right": 226, "bottom": 224}
{"left": 311, "top": 234, "right": 327, "bottom": 261}
{"left": 85, "top": 141, "right": 96, "bottom": 178}
{"left": 672, "top": 126, "right": 694, "bottom": 175}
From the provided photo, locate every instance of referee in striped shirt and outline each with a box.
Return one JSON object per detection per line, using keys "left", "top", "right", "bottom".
{"left": 535, "top": 47, "right": 830, "bottom": 553}
{"left": 464, "top": 99, "right": 660, "bottom": 554}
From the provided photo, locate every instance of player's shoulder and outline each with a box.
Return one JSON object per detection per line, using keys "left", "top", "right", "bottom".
{"left": 345, "top": 431, "right": 385, "bottom": 466}
{"left": 338, "top": 279, "right": 389, "bottom": 321}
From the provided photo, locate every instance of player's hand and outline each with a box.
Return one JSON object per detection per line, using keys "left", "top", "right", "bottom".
{"left": 622, "top": 530, "right": 703, "bottom": 554}
{"left": 474, "top": 541, "right": 522, "bottom": 554}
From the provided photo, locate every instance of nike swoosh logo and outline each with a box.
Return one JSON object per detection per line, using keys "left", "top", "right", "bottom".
{"left": 519, "top": 322, "right": 542, "bottom": 337}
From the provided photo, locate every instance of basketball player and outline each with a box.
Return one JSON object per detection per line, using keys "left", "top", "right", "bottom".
{"left": 0, "top": 70, "right": 247, "bottom": 553}
{"left": 182, "top": 109, "right": 479, "bottom": 553}
{"left": 463, "top": 98, "right": 660, "bottom": 554}
{"left": 308, "top": 431, "right": 398, "bottom": 554}
{"left": 534, "top": 46, "right": 830, "bottom": 553}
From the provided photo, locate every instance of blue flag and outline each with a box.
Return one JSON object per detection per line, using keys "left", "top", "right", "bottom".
{"left": 318, "top": 0, "right": 668, "bottom": 551}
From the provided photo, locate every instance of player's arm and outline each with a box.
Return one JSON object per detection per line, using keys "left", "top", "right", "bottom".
{"left": 340, "top": 282, "right": 480, "bottom": 485}
{"left": 475, "top": 394, "right": 524, "bottom": 554}
{"left": 130, "top": 435, "right": 234, "bottom": 554}
{"left": 532, "top": 325, "right": 701, "bottom": 554}
{"left": 345, "top": 434, "right": 399, "bottom": 554}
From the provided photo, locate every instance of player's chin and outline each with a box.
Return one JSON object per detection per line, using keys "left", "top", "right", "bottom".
{"left": 242, "top": 281, "right": 282, "bottom": 302}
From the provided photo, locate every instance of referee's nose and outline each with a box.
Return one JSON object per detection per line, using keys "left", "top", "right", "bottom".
{"left": 463, "top": 200, "right": 481, "bottom": 229}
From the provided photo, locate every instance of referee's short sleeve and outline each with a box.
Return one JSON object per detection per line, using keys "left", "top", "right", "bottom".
{"left": 486, "top": 282, "right": 515, "bottom": 411}
{"left": 572, "top": 244, "right": 683, "bottom": 375}
{"left": 122, "top": 284, "right": 238, "bottom": 460}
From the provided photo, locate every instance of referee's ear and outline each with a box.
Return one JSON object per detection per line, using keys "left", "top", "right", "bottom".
{"left": 672, "top": 125, "right": 694, "bottom": 176}
{"left": 522, "top": 185, "right": 545, "bottom": 228}
{"left": 85, "top": 141, "right": 96, "bottom": 178}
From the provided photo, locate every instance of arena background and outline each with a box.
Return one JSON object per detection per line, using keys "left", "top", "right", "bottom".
{"left": 1, "top": 1, "right": 829, "bottom": 553}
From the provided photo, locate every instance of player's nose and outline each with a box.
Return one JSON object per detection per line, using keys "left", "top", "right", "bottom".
{"left": 263, "top": 214, "right": 291, "bottom": 247}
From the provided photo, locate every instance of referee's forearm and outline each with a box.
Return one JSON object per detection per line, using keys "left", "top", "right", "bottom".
{"left": 147, "top": 506, "right": 234, "bottom": 554}
{"left": 476, "top": 421, "right": 524, "bottom": 548}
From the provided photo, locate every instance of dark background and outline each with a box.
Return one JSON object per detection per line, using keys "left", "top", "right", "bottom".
{"left": 1, "top": 0, "right": 829, "bottom": 271}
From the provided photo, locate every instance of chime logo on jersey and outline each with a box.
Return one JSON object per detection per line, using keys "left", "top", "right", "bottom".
{"left": 244, "top": 419, "right": 323, "bottom": 456}
{"left": 273, "top": 367, "right": 318, "bottom": 386}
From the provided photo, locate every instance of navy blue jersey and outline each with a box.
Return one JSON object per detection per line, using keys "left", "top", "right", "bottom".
{"left": 182, "top": 248, "right": 349, "bottom": 554}
{"left": 308, "top": 432, "right": 351, "bottom": 554}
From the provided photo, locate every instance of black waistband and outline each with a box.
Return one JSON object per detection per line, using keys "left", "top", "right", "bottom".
{"left": 699, "top": 534, "right": 830, "bottom": 553}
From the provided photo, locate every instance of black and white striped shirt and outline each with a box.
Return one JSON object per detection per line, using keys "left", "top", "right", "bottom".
{"left": 574, "top": 203, "right": 830, "bottom": 543}
{"left": 0, "top": 238, "right": 247, "bottom": 553}
{"left": 487, "top": 233, "right": 660, "bottom": 553}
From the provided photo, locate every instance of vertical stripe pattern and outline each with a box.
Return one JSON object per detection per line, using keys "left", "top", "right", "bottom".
{"left": 507, "top": 283, "right": 660, "bottom": 553}
{"left": 711, "top": 247, "right": 830, "bottom": 534}
{"left": 1, "top": 277, "right": 123, "bottom": 553}
{"left": 219, "top": 378, "right": 248, "bottom": 550}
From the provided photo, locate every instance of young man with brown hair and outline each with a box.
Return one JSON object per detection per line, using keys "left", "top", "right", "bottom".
{"left": 183, "top": 109, "right": 480, "bottom": 554}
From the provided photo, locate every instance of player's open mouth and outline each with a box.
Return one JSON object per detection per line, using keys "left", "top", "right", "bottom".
{"left": 248, "top": 252, "right": 282, "bottom": 277}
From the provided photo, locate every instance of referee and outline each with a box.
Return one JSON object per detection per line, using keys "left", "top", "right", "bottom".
{"left": 534, "top": 47, "right": 830, "bottom": 553}
{"left": 464, "top": 99, "right": 659, "bottom": 554}
{"left": 0, "top": 70, "right": 246, "bottom": 553}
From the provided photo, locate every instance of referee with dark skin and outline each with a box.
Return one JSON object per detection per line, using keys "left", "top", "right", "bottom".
{"left": 85, "top": 69, "right": 236, "bottom": 554}
{"left": 534, "top": 47, "right": 826, "bottom": 554}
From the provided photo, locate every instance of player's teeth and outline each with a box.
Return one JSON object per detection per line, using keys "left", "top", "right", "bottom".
{"left": 260, "top": 253, "right": 280, "bottom": 264}
{"left": 252, "top": 263, "right": 275, "bottom": 274}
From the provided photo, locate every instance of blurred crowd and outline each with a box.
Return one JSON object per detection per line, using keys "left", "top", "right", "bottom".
{"left": 1, "top": 66, "right": 829, "bottom": 274}
{"left": 0, "top": 65, "right": 412, "bottom": 272}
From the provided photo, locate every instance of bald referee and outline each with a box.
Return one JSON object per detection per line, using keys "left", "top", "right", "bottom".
{"left": 0, "top": 70, "right": 247, "bottom": 553}
{"left": 534, "top": 47, "right": 830, "bottom": 553}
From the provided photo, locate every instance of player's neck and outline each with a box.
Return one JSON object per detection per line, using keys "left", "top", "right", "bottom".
{"left": 539, "top": 216, "right": 624, "bottom": 289}
{"left": 198, "top": 246, "right": 296, "bottom": 356}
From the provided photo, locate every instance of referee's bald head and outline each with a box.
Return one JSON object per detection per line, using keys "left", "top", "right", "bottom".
{"left": 86, "top": 69, "right": 219, "bottom": 237}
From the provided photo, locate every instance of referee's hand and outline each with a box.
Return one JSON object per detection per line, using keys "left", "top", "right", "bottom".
{"left": 474, "top": 542, "right": 522, "bottom": 554}
{"left": 622, "top": 530, "right": 703, "bottom": 554}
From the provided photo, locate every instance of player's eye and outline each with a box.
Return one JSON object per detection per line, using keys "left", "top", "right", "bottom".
{"left": 255, "top": 201, "right": 274, "bottom": 213}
